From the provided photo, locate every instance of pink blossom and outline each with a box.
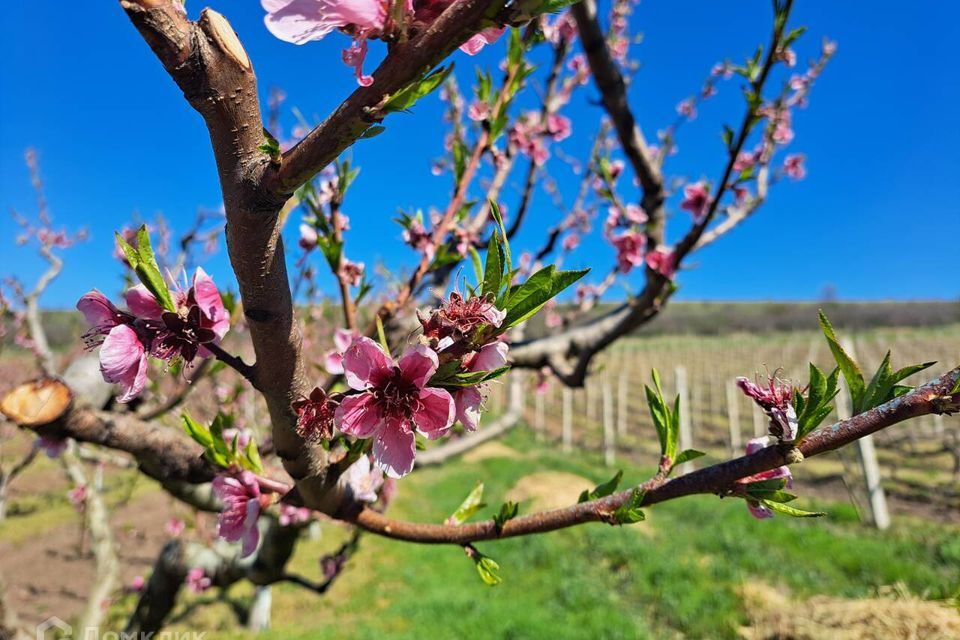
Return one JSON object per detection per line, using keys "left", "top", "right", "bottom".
{"left": 186, "top": 568, "right": 212, "bottom": 593}
{"left": 68, "top": 485, "right": 87, "bottom": 512}
{"left": 98, "top": 324, "right": 149, "bottom": 403}
{"left": 543, "top": 13, "right": 578, "bottom": 44}
{"left": 212, "top": 471, "right": 261, "bottom": 557}
{"left": 279, "top": 504, "right": 313, "bottom": 527}
{"left": 568, "top": 54, "right": 590, "bottom": 84}
{"left": 453, "top": 341, "right": 509, "bottom": 432}
{"left": 338, "top": 454, "right": 385, "bottom": 503}
{"left": 324, "top": 328, "right": 361, "bottom": 375}
{"left": 711, "top": 62, "right": 734, "bottom": 79}
{"left": 460, "top": 26, "right": 505, "bottom": 55}
{"left": 823, "top": 39, "right": 838, "bottom": 56}
{"left": 736, "top": 374, "right": 798, "bottom": 441}
{"left": 468, "top": 101, "right": 490, "bottom": 122}
{"left": 680, "top": 181, "right": 711, "bottom": 221}
{"left": 778, "top": 47, "right": 797, "bottom": 67}
{"left": 645, "top": 247, "right": 677, "bottom": 279}
{"left": 546, "top": 115, "right": 572, "bottom": 142}
{"left": 733, "top": 149, "right": 760, "bottom": 173}
{"left": 164, "top": 518, "right": 186, "bottom": 537}
{"left": 340, "top": 259, "right": 365, "bottom": 287}
{"left": 128, "top": 575, "right": 146, "bottom": 593}
{"left": 403, "top": 218, "right": 436, "bottom": 259}
{"left": 738, "top": 436, "right": 794, "bottom": 519}
{"left": 562, "top": 233, "right": 580, "bottom": 252}
{"left": 299, "top": 223, "right": 318, "bottom": 250}
{"left": 335, "top": 337, "right": 455, "bottom": 477}
{"left": 623, "top": 204, "right": 647, "bottom": 225}
{"left": 783, "top": 154, "right": 806, "bottom": 180}
{"left": 676, "top": 98, "right": 697, "bottom": 120}
{"left": 611, "top": 230, "right": 646, "bottom": 274}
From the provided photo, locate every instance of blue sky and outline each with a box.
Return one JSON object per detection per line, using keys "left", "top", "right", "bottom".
{"left": 1, "top": 1, "right": 958, "bottom": 309}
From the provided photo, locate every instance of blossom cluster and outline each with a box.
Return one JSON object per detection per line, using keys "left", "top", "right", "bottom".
{"left": 294, "top": 291, "right": 509, "bottom": 478}
{"left": 77, "top": 267, "right": 229, "bottom": 402}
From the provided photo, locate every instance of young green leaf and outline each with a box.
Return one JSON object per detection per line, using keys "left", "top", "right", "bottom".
{"left": 117, "top": 226, "right": 176, "bottom": 312}
{"left": 818, "top": 311, "right": 865, "bottom": 409}
{"left": 473, "top": 551, "right": 502, "bottom": 586}
{"left": 493, "top": 501, "right": 519, "bottom": 530}
{"left": 759, "top": 499, "right": 826, "bottom": 518}
{"left": 448, "top": 482, "right": 486, "bottom": 526}
{"left": 673, "top": 449, "right": 706, "bottom": 467}
{"left": 384, "top": 64, "right": 454, "bottom": 113}
{"left": 612, "top": 487, "right": 646, "bottom": 525}
{"left": 578, "top": 470, "right": 623, "bottom": 503}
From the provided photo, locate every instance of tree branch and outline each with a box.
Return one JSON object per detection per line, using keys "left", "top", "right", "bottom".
{"left": 347, "top": 366, "right": 960, "bottom": 544}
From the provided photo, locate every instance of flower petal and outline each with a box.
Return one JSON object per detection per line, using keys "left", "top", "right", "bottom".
{"left": 470, "top": 342, "right": 509, "bottom": 372}
{"left": 76, "top": 290, "right": 119, "bottom": 328}
{"left": 413, "top": 387, "right": 455, "bottom": 439}
{"left": 334, "top": 391, "right": 383, "bottom": 438}
{"left": 124, "top": 285, "right": 165, "bottom": 320}
{"left": 342, "top": 336, "right": 394, "bottom": 390}
{"left": 99, "top": 324, "right": 148, "bottom": 402}
{"left": 398, "top": 344, "right": 439, "bottom": 388}
{"left": 454, "top": 387, "right": 483, "bottom": 432}
{"left": 373, "top": 421, "right": 416, "bottom": 479}
{"left": 192, "top": 267, "right": 229, "bottom": 339}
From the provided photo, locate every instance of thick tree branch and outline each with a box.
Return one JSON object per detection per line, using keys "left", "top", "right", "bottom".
{"left": 347, "top": 366, "right": 960, "bottom": 544}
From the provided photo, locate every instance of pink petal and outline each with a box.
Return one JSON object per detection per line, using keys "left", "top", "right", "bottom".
{"left": 459, "top": 26, "right": 505, "bottom": 55}
{"left": 192, "top": 267, "right": 229, "bottom": 339}
{"left": 99, "top": 324, "right": 148, "bottom": 403}
{"left": 398, "top": 344, "right": 439, "bottom": 388}
{"left": 470, "top": 342, "right": 509, "bottom": 372}
{"left": 747, "top": 501, "right": 774, "bottom": 519}
{"left": 124, "top": 285, "right": 165, "bottom": 320}
{"left": 333, "top": 327, "right": 355, "bottom": 352}
{"left": 324, "top": 350, "right": 345, "bottom": 375}
{"left": 454, "top": 387, "right": 482, "bottom": 432}
{"left": 335, "top": 391, "right": 383, "bottom": 438}
{"left": 240, "top": 500, "right": 261, "bottom": 557}
{"left": 373, "top": 420, "right": 416, "bottom": 478}
{"left": 413, "top": 387, "right": 455, "bottom": 439}
{"left": 76, "top": 290, "right": 119, "bottom": 328}
{"left": 342, "top": 336, "right": 394, "bottom": 390}
{"left": 262, "top": 0, "right": 343, "bottom": 44}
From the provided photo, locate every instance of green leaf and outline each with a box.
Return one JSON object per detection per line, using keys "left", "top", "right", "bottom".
{"left": 258, "top": 128, "right": 281, "bottom": 159}
{"left": 502, "top": 266, "right": 589, "bottom": 328}
{"left": 482, "top": 232, "right": 502, "bottom": 298}
{"left": 760, "top": 499, "right": 826, "bottom": 518}
{"left": 433, "top": 366, "right": 510, "bottom": 388}
{"left": 241, "top": 437, "right": 263, "bottom": 474}
{"left": 360, "top": 125, "right": 386, "bottom": 139}
{"left": 493, "top": 501, "right": 519, "bottom": 530}
{"left": 448, "top": 482, "right": 486, "bottom": 525}
{"left": 384, "top": 64, "right": 454, "bottom": 113}
{"left": 473, "top": 552, "right": 502, "bottom": 586}
{"left": 644, "top": 369, "right": 679, "bottom": 461}
{"left": 117, "top": 226, "right": 176, "bottom": 312}
{"left": 468, "top": 246, "right": 484, "bottom": 287}
{"left": 578, "top": 470, "right": 623, "bottom": 503}
{"left": 612, "top": 487, "right": 646, "bottom": 525}
{"left": 721, "top": 125, "right": 734, "bottom": 150}
{"left": 673, "top": 449, "right": 705, "bottom": 467}
{"left": 818, "top": 311, "right": 865, "bottom": 410}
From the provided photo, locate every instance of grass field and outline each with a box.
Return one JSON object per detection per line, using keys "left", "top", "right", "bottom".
{"left": 89, "top": 428, "right": 959, "bottom": 639}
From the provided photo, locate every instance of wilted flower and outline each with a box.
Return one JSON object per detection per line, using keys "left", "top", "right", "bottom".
{"left": 736, "top": 374, "right": 798, "bottom": 441}
{"left": 292, "top": 387, "right": 338, "bottom": 442}
{"left": 67, "top": 485, "right": 87, "bottom": 512}
{"left": 419, "top": 292, "right": 505, "bottom": 351}
{"left": 36, "top": 435, "right": 67, "bottom": 459}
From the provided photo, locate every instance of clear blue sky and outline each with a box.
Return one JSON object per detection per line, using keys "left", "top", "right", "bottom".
{"left": 2, "top": 1, "right": 958, "bottom": 309}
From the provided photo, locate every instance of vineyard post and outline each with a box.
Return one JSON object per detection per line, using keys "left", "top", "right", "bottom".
{"left": 602, "top": 377, "right": 615, "bottom": 467}
{"left": 535, "top": 388, "right": 545, "bottom": 442}
{"left": 841, "top": 338, "right": 891, "bottom": 530}
{"left": 562, "top": 388, "right": 573, "bottom": 454}
{"left": 726, "top": 378, "right": 742, "bottom": 457}
{"left": 675, "top": 366, "right": 695, "bottom": 474}
{"left": 617, "top": 372, "right": 628, "bottom": 439}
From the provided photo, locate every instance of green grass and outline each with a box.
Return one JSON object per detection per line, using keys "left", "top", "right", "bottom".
{"left": 144, "top": 428, "right": 959, "bottom": 640}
